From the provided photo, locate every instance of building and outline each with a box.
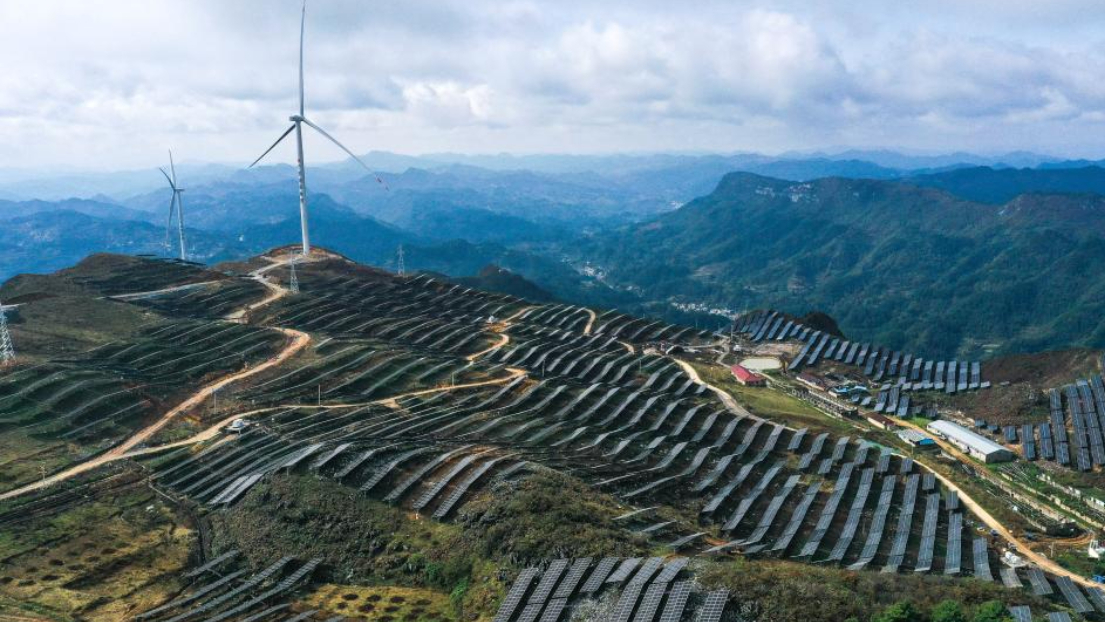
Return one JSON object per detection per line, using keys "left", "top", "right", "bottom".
{"left": 927, "top": 420, "right": 1016, "bottom": 463}
{"left": 897, "top": 428, "right": 936, "bottom": 448}
{"left": 796, "top": 372, "right": 828, "bottom": 392}
{"left": 731, "top": 364, "right": 766, "bottom": 387}
{"left": 866, "top": 413, "right": 896, "bottom": 430}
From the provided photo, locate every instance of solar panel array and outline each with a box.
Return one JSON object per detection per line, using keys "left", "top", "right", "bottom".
{"left": 972, "top": 537, "right": 992, "bottom": 582}
{"left": 695, "top": 589, "right": 729, "bottom": 622}
{"left": 914, "top": 493, "right": 941, "bottom": 573}
{"left": 883, "top": 474, "right": 920, "bottom": 572}
{"left": 492, "top": 568, "right": 541, "bottom": 622}
{"left": 1054, "top": 575, "right": 1095, "bottom": 615}
{"left": 736, "top": 311, "right": 987, "bottom": 393}
{"left": 944, "top": 512, "right": 962, "bottom": 575}
{"left": 1027, "top": 567, "right": 1054, "bottom": 596}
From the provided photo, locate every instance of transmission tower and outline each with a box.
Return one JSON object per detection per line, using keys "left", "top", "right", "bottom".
{"left": 396, "top": 244, "right": 406, "bottom": 276}
{"left": 288, "top": 261, "right": 300, "bottom": 294}
{"left": 0, "top": 299, "right": 15, "bottom": 367}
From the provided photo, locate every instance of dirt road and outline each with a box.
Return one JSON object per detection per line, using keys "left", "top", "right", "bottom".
{"left": 890, "top": 416, "right": 1098, "bottom": 587}
{"left": 0, "top": 254, "right": 310, "bottom": 501}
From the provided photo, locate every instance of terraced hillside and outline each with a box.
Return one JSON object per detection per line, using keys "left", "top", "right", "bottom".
{"left": 0, "top": 250, "right": 1099, "bottom": 622}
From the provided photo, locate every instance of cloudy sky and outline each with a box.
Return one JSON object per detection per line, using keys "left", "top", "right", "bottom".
{"left": 1, "top": 0, "right": 1104, "bottom": 169}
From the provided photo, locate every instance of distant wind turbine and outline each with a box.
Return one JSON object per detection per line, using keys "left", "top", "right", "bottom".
{"left": 159, "top": 150, "right": 187, "bottom": 261}
{"left": 248, "top": 0, "right": 386, "bottom": 257}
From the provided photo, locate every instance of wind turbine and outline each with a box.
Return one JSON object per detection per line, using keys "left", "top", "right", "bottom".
{"left": 248, "top": 0, "right": 386, "bottom": 257}
{"left": 159, "top": 150, "right": 187, "bottom": 261}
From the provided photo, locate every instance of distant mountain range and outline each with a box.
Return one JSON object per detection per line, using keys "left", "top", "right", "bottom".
{"left": 6, "top": 152, "right": 1105, "bottom": 358}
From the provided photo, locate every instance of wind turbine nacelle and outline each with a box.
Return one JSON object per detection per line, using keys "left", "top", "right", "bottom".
{"left": 290, "top": 114, "right": 305, "bottom": 122}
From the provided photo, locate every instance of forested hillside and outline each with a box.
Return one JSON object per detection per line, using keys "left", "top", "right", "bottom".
{"left": 581, "top": 173, "right": 1105, "bottom": 358}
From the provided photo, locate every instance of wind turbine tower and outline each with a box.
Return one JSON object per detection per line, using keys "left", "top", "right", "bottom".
{"left": 159, "top": 151, "right": 188, "bottom": 261}
{"left": 0, "top": 300, "right": 15, "bottom": 367}
{"left": 249, "top": 0, "right": 386, "bottom": 257}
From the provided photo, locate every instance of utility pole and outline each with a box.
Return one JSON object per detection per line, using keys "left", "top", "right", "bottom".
{"left": 0, "top": 299, "right": 13, "bottom": 367}
{"left": 289, "top": 261, "right": 300, "bottom": 294}
{"left": 396, "top": 244, "right": 406, "bottom": 276}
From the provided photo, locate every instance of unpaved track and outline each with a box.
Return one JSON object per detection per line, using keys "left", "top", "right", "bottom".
{"left": 0, "top": 255, "right": 310, "bottom": 501}
{"left": 583, "top": 309, "right": 597, "bottom": 335}
{"left": 120, "top": 367, "right": 528, "bottom": 460}
{"left": 674, "top": 359, "right": 749, "bottom": 417}
{"left": 890, "top": 416, "right": 1098, "bottom": 587}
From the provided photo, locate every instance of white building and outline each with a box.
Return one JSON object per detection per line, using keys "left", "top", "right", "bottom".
{"left": 927, "top": 420, "right": 1016, "bottom": 463}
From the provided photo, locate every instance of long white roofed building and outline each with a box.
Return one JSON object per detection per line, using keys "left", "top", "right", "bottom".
{"left": 927, "top": 420, "right": 1016, "bottom": 463}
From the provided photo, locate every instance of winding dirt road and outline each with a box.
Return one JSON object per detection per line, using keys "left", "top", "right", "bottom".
{"left": 0, "top": 255, "right": 310, "bottom": 502}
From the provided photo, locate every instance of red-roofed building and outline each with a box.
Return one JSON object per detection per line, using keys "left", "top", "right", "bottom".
{"left": 731, "top": 364, "right": 767, "bottom": 387}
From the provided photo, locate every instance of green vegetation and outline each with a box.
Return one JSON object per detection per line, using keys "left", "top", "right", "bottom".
{"left": 581, "top": 172, "right": 1105, "bottom": 358}
{"left": 212, "top": 470, "right": 650, "bottom": 620}
{"left": 699, "top": 558, "right": 1041, "bottom": 622}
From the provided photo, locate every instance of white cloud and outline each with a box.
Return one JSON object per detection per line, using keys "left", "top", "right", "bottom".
{"left": 0, "top": 0, "right": 1103, "bottom": 168}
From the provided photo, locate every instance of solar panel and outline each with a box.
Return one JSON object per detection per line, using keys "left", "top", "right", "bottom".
{"left": 1046, "top": 612, "right": 1074, "bottom": 622}
{"left": 1007, "top": 606, "right": 1032, "bottom": 622}
{"left": 1055, "top": 576, "right": 1095, "bottom": 614}
{"left": 1000, "top": 566, "right": 1023, "bottom": 588}
{"left": 515, "top": 602, "right": 545, "bottom": 622}
{"left": 579, "top": 557, "right": 620, "bottom": 594}
{"left": 724, "top": 465, "right": 782, "bottom": 531}
{"left": 606, "top": 558, "right": 643, "bottom": 584}
{"left": 525, "top": 559, "right": 570, "bottom": 607}
{"left": 184, "top": 550, "right": 239, "bottom": 578}
{"left": 695, "top": 589, "right": 729, "bottom": 622}
{"left": 827, "top": 468, "right": 874, "bottom": 562}
{"left": 848, "top": 476, "right": 896, "bottom": 570}
{"left": 657, "top": 581, "right": 692, "bottom": 622}
{"left": 944, "top": 512, "right": 962, "bottom": 575}
{"left": 608, "top": 582, "right": 646, "bottom": 622}
{"left": 787, "top": 428, "right": 808, "bottom": 453}
{"left": 972, "top": 537, "right": 992, "bottom": 582}
{"left": 770, "top": 481, "right": 820, "bottom": 553}
{"left": 552, "top": 558, "right": 593, "bottom": 600}
{"left": 913, "top": 493, "right": 941, "bottom": 573}
{"left": 653, "top": 557, "right": 689, "bottom": 584}
{"left": 945, "top": 490, "right": 959, "bottom": 512}
{"left": 884, "top": 474, "right": 920, "bottom": 572}
{"left": 539, "top": 597, "right": 568, "bottom": 622}
{"left": 743, "top": 475, "right": 801, "bottom": 547}
{"left": 492, "top": 568, "right": 541, "bottom": 622}
{"left": 798, "top": 464, "right": 855, "bottom": 558}
{"left": 433, "top": 457, "right": 505, "bottom": 518}
{"left": 1086, "top": 585, "right": 1105, "bottom": 612}
{"left": 1026, "top": 567, "right": 1053, "bottom": 596}
{"left": 627, "top": 557, "right": 665, "bottom": 586}
{"left": 632, "top": 583, "right": 667, "bottom": 622}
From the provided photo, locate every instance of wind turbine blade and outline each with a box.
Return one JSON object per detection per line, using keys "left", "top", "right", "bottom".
{"left": 301, "top": 117, "right": 389, "bottom": 189}
{"left": 159, "top": 167, "right": 176, "bottom": 190}
{"left": 168, "top": 149, "right": 177, "bottom": 185}
{"left": 299, "top": 0, "right": 306, "bottom": 116}
{"left": 249, "top": 124, "right": 296, "bottom": 168}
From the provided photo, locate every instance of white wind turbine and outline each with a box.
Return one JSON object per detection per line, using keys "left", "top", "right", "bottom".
{"left": 248, "top": 0, "right": 386, "bottom": 257}
{"left": 159, "top": 150, "right": 187, "bottom": 261}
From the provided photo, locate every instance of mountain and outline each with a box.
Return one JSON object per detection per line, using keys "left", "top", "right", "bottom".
{"left": 579, "top": 172, "right": 1105, "bottom": 358}
{"left": 906, "top": 166, "right": 1105, "bottom": 203}
{"left": 0, "top": 198, "right": 156, "bottom": 223}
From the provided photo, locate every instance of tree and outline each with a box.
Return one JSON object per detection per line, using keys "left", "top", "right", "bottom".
{"left": 971, "top": 600, "right": 1012, "bottom": 622}
{"left": 872, "top": 601, "right": 924, "bottom": 622}
{"left": 931, "top": 600, "right": 967, "bottom": 622}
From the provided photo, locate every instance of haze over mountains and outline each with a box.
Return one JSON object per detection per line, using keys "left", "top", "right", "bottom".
{"left": 5, "top": 150, "right": 1105, "bottom": 358}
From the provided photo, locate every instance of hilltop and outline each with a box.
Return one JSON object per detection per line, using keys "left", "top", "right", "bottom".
{"left": 0, "top": 249, "right": 1090, "bottom": 622}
